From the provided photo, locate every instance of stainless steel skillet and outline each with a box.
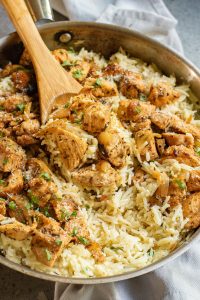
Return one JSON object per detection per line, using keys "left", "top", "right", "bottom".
{"left": 0, "top": 0, "right": 199, "bottom": 284}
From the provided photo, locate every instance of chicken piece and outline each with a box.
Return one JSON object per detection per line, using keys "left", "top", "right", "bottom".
{"left": 131, "top": 119, "right": 151, "bottom": 133}
{"left": 183, "top": 192, "right": 200, "bottom": 229}
{"left": 72, "top": 160, "right": 120, "bottom": 189}
{"left": 187, "top": 170, "right": 200, "bottom": 192}
{"left": 155, "top": 138, "right": 166, "bottom": 156}
{"left": 0, "top": 138, "right": 26, "bottom": 172}
{"left": 37, "top": 120, "right": 87, "bottom": 171}
{"left": 2, "top": 94, "right": 31, "bottom": 113}
{"left": 98, "top": 130, "right": 130, "bottom": 168}
{"left": 0, "top": 200, "right": 6, "bottom": 215}
{"left": 13, "top": 119, "right": 40, "bottom": 136}
{"left": 51, "top": 49, "right": 69, "bottom": 64}
{"left": 103, "top": 63, "right": 124, "bottom": 77}
{"left": 163, "top": 145, "right": 200, "bottom": 167}
{"left": 11, "top": 70, "right": 36, "bottom": 94}
{"left": 31, "top": 212, "right": 71, "bottom": 267}
{"left": 0, "top": 64, "right": 25, "bottom": 78}
{"left": 132, "top": 168, "right": 145, "bottom": 183}
{"left": 0, "top": 111, "right": 13, "bottom": 127}
{"left": 0, "top": 170, "right": 23, "bottom": 197}
{"left": 119, "top": 73, "right": 146, "bottom": 99}
{"left": 163, "top": 132, "right": 194, "bottom": 148}
{"left": 19, "top": 48, "right": 32, "bottom": 66}
{"left": 148, "top": 83, "right": 180, "bottom": 107}
{"left": 83, "top": 102, "right": 110, "bottom": 133}
{"left": 87, "top": 242, "right": 105, "bottom": 263}
{"left": 7, "top": 194, "right": 35, "bottom": 225}
{"left": 70, "top": 61, "right": 90, "bottom": 82}
{"left": 26, "top": 158, "right": 55, "bottom": 181}
{"left": 168, "top": 180, "right": 186, "bottom": 208}
{"left": 51, "top": 195, "right": 78, "bottom": 222}
{"left": 0, "top": 215, "right": 32, "bottom": 241}
{"left": 16, "top": 135, "right": 38, "bottom": 146}
{"left": 151, "top": 112, "right": 200, "bottom": 139}
{"left": 65, "top": 215, "right": 90, "bottom": 243}
{"left": 83, "top": 78, "right": 118, "bottom": 98}
{"left": 134, "top": 128, "right": 158, "bottom": 161}
{"left": 118, "top": 99, "right": 155, "bottom": 123}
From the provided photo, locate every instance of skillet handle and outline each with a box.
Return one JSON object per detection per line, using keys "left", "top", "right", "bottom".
{"left": 25, "top": 0, "right": 54, "bottom": 23}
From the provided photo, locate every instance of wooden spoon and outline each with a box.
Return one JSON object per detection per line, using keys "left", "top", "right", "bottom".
{"left": 2, "top": 0, "right": 82, "bottom": 124}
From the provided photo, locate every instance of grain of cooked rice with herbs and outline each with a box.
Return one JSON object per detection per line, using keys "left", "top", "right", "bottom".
{"left": 0, "top": 46, "right": 199, "bottom": 278}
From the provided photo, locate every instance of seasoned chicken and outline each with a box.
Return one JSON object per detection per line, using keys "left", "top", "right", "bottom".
{"left": 163, "top": 145, "right": 200, "bottom": 167}
{"left": 155, "top": 138, "right": 166, "bottom": 156}
{"left": 134, "top": 128, "right": 158, "bottom": 161}
{"left": 51, "top": 49, "right": 69, "bottom": 64}
{"left": 151, "top": 112, "right": 200, "bottom": 139}
{"left": 1, "top": 94, "right": 31, "bottom": 113}
{"left": 118, "top": 99, "right": 155, "bottom": 123}
{"left": 132, "top": 168, "right": 145, "bottom": 183}
{"left": 183, "top": 192, "right": 200, "bottom": 229}
{"left": 163, "top": 132, "right": 194, "bottom": 148}
{"left": 187, "top": 170, "right": 200, "bottom": 192}
{"left": 0, "top": 138, "right": 26, "bottom": 172}
{"left": 0, "top": 200, "right": 6, "bottom": 215}
{"left": 51, "top": 195, "right": 78, "bottom": 222}
{"left": 31, "top": 212, "right": 71, "bottom": 267}
{"left": 0, "top": 170, "right": 23, "bottom": 197}
{"left": 19, "top": 48, "right": 32, "bottom": 66}
{"left": 119, "top": 72, "right": 146, "bottom": 99}
{"left": 131, "top": 119, "right": 151, "bottom": 132}
{"left": 168, "top": 180, "right": 186, "bottom": 208}
{"left": 11, "top": 70, "right": 36, "bottom": 93}
{"left": 65, "top": 215, "right": 90, "bottom": 243}
{"left": 148, "top": 83, "right": 180, "bottom": 107}
{"left": 83, "top": 77, "right": 118, "bottom": 98}
{"left": 26, "top": 158, "right": 58, "bottom": 208}
{"left": 37, "top": 120, "right": 88, "bottom": 171}
{"left": 87, "top": 242, "right": 105, "bottom": 263}
{"left": 72, "top": 160, "right": 120, "bottom": 189}
{"left": 0, "top": 64, "right": 24, "bottom": 78}
{"left": 0, "top": 215, "right": 32, "bottom": 241}
{"left": 70, "top": 61, "right": 90, "bottom": 82}
{"left": 103, "top": 63, "right": 124, "bottom": 77}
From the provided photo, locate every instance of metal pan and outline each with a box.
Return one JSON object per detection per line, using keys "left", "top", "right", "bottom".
{"left": 0, "top": 0, "right": 200, "bottom": 284}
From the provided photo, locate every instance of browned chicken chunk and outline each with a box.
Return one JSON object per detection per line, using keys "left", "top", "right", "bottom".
{"left": 72, "top": 160, "right": 120, "bottom": 189}
{"left": 0, "top": 215, "right": 32, "bottom": 241}
{"left": 0, "top": 138, "right": 26, "bottom": 172}
{"left": 187, "top": 170, "right": 200, "bottom": 192}
{"left": 163, "top": 132, "right": 194, "bottom": 148}
{"left": 132, "top": 168, "right": 145, "bottom": 183}
{"left": 119, "top": 73, "right": 146, "bottom": 99}
{"left": 155, "top": 138, "right": 166, "bottom": 156}
{"left": 11, "top": 70, "right": 35, "bottom": 93}
{"left": 0, "top": 170, "right": 23, "bottom": 197}
{"left": 1, "top": 94, "right": 31, "bottom": 113}
{"left": 183, "top": 192, "right": 200, "bottom": 229}
{"left": 163, "top": 145, "right": 200, "bottom": 167}
{"left": 51, "top": 49, "right": 69, "bottom": 64}
{"left": 118, "top": 99, "right": 155, "bottom": 123}
{"left": 31, "top": 212, "right": 71, "bottom": 267}
{"left": 87, "top": 242, "right": 105, "bottom": 263}
{"left": 70, "top": 61, "right": 90, "bottom": 82}
{"left": 65, "top": 215, "right": 90, "bottom": 243}
{"left": 51, "top": 195, "right": 78, "bottom": 222}
{"left": 0, "top": 200, "right": 6, "bottom": 215}
{"left": 83, "top": 78, "right": 118, "bottom": 98}
{"left": 131, "top": 119, "right": 151, "bottom": 132}
{"left": 148, "top": 83, "right": 180, "bottom": 107}
{"left": 37, "top": 120, "right": 88, "bottom": 171}
{"left": 151, "top": 112, "right": 200, "bottom": 139}
{"left": 19, "top": 48, "right": 32, "bottom": 66}
{"left": 134, "top": 128, "right": 158, "bottom": 161}
{"left": 168, "top": 180, "right": 186, "bottom": 208}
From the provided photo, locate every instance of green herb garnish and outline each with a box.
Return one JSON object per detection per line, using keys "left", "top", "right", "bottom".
{"left": 110, "top": 246, "right": 123, "bottom": 252}
{"left": 78, "top": 236, "right": 89, "bottom": 245}
{"left": 134, "top": 107, "right": 141, "bottom": 114}
{"left": 62, "top": 60, "right": 73, "bottom": 67}
{"left": 45, "top": 249, "right": 52, "bottom": 261}
{"left": 43, "top": 207, "right": 50, "bottom": 217}
{"left": 0, "top": 197, "right": 6, "bottom": 202}
{"left": 175, "top": 179, "right": 186, "bottom": 190}
{"left": 0, "top": 106, "right": 5, "bottom": 111}
{"left": 71, "top": 211, "right": 77, "bottom": 217}
{"left": 55, "top": 239, "right": 62, "bottom": 246}
{"left": 85, "top": 204, "right": 90, "bottom": 211}
{"left": 148, "top": 248, "right": 154, "bottom": 257}
{"left": 61, "top": 208, "right": 71, "bottom": 221}
{"left": 16, "top": 103, "right": 25, "bottom": 112}
{"left": 139, "top": 94, "right": 147, "bottom": 101}
{"left": 93, "top": 78, "right": 102, "bottom": 87}
{"left": 9, "top": 201, "right": 16, "bottom": 210}
{"left": 28, "top": 190, "right": 39, "bottom": 204}
{"left": 3, "top": 158, "right": 8, "bottom": 165}
{"left": 195, "top": 147, "right": 200, "bottom": 156}
{"left": 72, "top": 69, "right": 83, "bottom": 79}
{"left": 0, "top": 179, "right": 5, "bottom": 185}
{"left": 64, "top": 103, "right": 70, "bottom": 109}
{"left": 72, "top": 227, "right": 78, "bottom": 237}
{"left": 67, "top": 47, "right": 75, "bottom": 53}
{"left": 40, "top": 172, "right": 51, "bottom": 182}
{"left": 0, "top": 131, "right": 5, "bottom": 138}
{"left": 25, "top": 202, "right": 33, "bottom": 210}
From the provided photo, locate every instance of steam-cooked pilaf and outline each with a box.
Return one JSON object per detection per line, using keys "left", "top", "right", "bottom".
{"left": 0, "top": 47, "right": 200, "bottom": 278}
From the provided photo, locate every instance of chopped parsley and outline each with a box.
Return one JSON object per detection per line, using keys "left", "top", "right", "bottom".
{"left": 78, "top": 236, "right": 90, "bottom": 245}
{"left": 148, "top": 248, "right": 154, "bottom": 257}
{"left": 72, "top": 69, "right": 83, "bottom": 79}
{"left": 16, "top": 103, "right": 25, "bottom": 113}
{"left": 0, "top": 197, "right": 6, "bottom": 202}
{"left": 0, "top": 131, "right": 5, "bottom": 138}
{"left": 64, "top": 103, "right": 70, "bottom": 109}
{"left": 93, "top": 78, "right": 102, "bottom": 87}
{"left": 139, "top": 94, "right": 147, "bottom": 101}
{"left": 3, "top": 158, "right": 8, "bottom": 165}
{"left": 74, "top": 119, "right": 82, "bottom": 125}
{"left": 85, "top": 204, "right": 90, "bottom": 211}
{"left": 43, "top": 207, "right": 50, "bottom": 217}
{"left": 61, "top": 208, "right": 71, "bottom": 221}
{"left": 45, "top": 249, "right": 52, "bottom": 261}
{"left": 67, "top": 47, "right": 75, "bottom": 53}
{"left": 40, "top": 172, "right": 51, "bottom": 182}
{"left": 72, "top": 227, "right": 78, "bottom": 237}
{"left": 71, "top": 211, "right": 77, "bottom": 217}
{"left": 195, "top": 147, "right": 200, "bottom": 156}
{"left": 61, "top": 60, "right": 73, "bottom": 67}
{"left": 0, "top": 179, "right": 5, "bottom": 185}
{"left": 110, "top": 246, "right": 123, "bottom": 252}
{"left": 9, "top": 201, "right": 16, "bottom": 210}
{"left": 0, "top": 106, "right": 5, "bottom": 111}
{"left": 27, "top": 190, "right": 39, "bottom": 204}
{"left": 55, "top": 239, "right": 62, "bottom": 246}
{"left": 175, "top": 179, "right": 186, "bottom": 190}
{"left": 25, "top": 202, "right": 33, "bottom": 210}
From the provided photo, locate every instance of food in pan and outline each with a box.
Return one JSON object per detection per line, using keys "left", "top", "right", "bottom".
{"left": 0, "top": 47, "right": 199, "bottom": 277}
